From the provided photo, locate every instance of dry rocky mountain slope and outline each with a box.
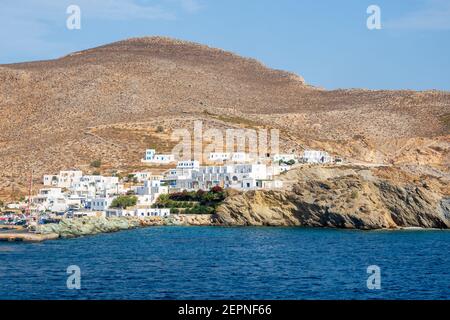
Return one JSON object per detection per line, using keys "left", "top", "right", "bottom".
{"left": 0, "top": 36, "right": 449, "bottom": 227}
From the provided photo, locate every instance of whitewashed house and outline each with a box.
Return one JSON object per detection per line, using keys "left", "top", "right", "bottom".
{"left": 105, "top": 208, "right": 170, "bottom": 218}
{"left": 65, "top": 195, "right": 84, "bottom": 210}
{"left": 185, "top": 165, "right": 229, "bottom": 190}
{"left": 256, "top": 179, "right": 284, "bottom": 189}
{"left": 57, "top": 170, "right": 83, "bottom": 188}
{"left": 72, "top": 211, "right": 106, "bottom": 218}
{"left": 177, "top": 160, "right": 200, "bottom": 169}
{"left": 135, "top": 180, "right": 168, "bottom": 206}
{"left": 163, "top": 168, "right": 192, "bottom": 189}
{"left": 69, "top": 181, "right": 97, "bottom": 199}
{"left": 142, "top": 149, "right": 175, "bottom": 164}
{"left": 43, "top": 175, "right": 59, "bottom": 187}
{"left": 208, "top": 152, "right": 254, "bottom": 163}
{"left": 144, "top": 149, "right": 156, "bottom": 161}
{"left": 148, "top": 174, "right": 164, "bottom": 182}
{"left": 226, "top": 164, "right": 268, "bottom": 189}
{"left": 33, "top": 188, "right": 68, "bottom": 213}
{"left": 136, "top": 180, "right": 168, "bottom": 196}
{"left": 231, "top": 152, "right": 253, "bottom": 163}
{"left": 302, "top": 150, "right": 333, "bottom": 164}
{"left": 89, "top": 196, "right": 116, "bottom": 211}
{"left": 161, "top": 161, "right": 201, "bottom": 189}
{"left": 39, "top": 170, "right": 131, "bottom": 213}
{"left": 43, "top": 170, "right": 83, "bottom": 188}
{"left": 173, "top": 163, "right": 278, "bottom": 191}
{"left": 105, "top": 209, "right": 134, "bottom": 218}
{"left": 74, "top": 175, "right": 122, "bottom": 197}
{"left": 208, "top": 152, "right": 230, "bottom": 162}
{"left": 273, "top": 154, "right": 296, "bottom": 163}
{"left": 135, "top": 208, "right": 171, "bottom": 218}
{"left": 132, "top": 171, "right": 152, "bottom": 183}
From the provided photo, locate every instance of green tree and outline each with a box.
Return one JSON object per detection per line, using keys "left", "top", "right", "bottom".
{"left": 127, "top": 174, "right": 138, "bottom": 183}
{"left": 155, "top": 194, "right": 170, "bottom": 208}
{"left": 286, "top": 159, "right": 296, "bottom": 166}
{"left": 110, "top": 196, "right": 137, "bottom": 209}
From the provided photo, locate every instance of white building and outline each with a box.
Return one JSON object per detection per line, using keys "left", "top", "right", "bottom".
{"left": 131, "top": 171, "right": 152, "bottom": 183}
{"left": 256, "top": 179, "right": 284, "bottom": 189}
{"left": 135, "top": 208, "right": 171, "bottom": 218}
{"left": 135, "top": 180, "right": 168, "bottom": 206}
{"left": 33, "top": 188, "right": 68, "bottom": 213}
{"left": 105, "top": 208, "right": 170, "bottom": 218}
{"left": 43, "top": 175, "right": 59, "bottom": 187}
{"left": 72, "top": 211, "right": 106, "bottom": 218}
{"left": 70, "top": 181, "right": 97, "bottom": 198}
{"left": 144, "top": 149, "right": 156, "bottom": 161}
{"left": 89, "top": 197, "right": 116, "bottom": 211}
{"left": 208, "top": 152, "right": 230, "bottom": 162}
{"left": 59, "top": 170, "right": 83, "bottom": 188}
{"left": 231, "top": 152, "right": 253, "bottom": 163}
{"left": 43, "top": 170, "right": 83, "bottom": 188}
{"left": 39, "top": 170, "right": 129, "bottom": 213}
{"left": 302, "top": 150, "right": 333, "bottom": 164}
{"left": 72, "top": 175, "right": 122, "bottom": 198}
{"left": 172, "top": 163, "right": 279, "bottom": 191}
{"left": 208, "top": 152, "right": 254, "bottom": 164}
{"left": 142, "top": 149, "right": 175, "bottom": 164}
{"left": 177, "top": 160, "right": 200, "bottom": 169}
{"left": 105, "top": 209, "right": 134, "bottom": 218}
{"left": 273, "top": 154, "right": 296, "bottom": 163}
{"left": 136, "top": 180, "right": 168, "bottom": 196}
{"left": 161, "top": 161, "right": 201, "bottom": 187}
{"left": 65, "top": 195, "right": 84, "bottom": 210}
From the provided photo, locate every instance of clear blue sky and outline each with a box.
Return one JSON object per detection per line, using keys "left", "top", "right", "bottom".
{"left": 1, "top": 0, "right": 449, "bottom": 91}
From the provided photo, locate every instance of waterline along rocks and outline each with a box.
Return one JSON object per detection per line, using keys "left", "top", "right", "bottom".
{"left": 35, "top": 215, "right": 216, "bottom": 239}
{"left": 36, "top": 217, "right": 142, "bottom": 238}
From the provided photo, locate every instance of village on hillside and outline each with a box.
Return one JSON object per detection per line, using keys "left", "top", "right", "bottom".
{"left": 0, "top": 148, "right": 340, "bottom": 226}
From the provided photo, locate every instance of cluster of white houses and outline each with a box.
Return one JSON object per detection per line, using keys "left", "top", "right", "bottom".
{"left": 142, "top": 149, "right": 333, "bottom": 165}
{"left": 38, "top": 169, "right": 170, "bottom": 217}
{"left": 33, "top": 149, "right": 335, "bottom": 217}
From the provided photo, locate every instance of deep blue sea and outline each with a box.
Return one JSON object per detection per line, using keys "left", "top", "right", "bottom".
{"left": 0, "top": 227, "right": 449, "bottom": 300}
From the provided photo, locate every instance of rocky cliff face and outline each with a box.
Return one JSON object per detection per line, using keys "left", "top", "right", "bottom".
{"left": 215, "top": 166, "right": 450, "bottom": 230}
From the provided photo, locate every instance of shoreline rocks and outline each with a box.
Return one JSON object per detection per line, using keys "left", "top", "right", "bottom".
{"left": 36, "top": 217, "right": 142, "bottom": 238}
{"left": 0, "top": 231, "right": 59, "bottom": 242}
{"left": 35, "top": 214, "right": 217, "bottom": 239}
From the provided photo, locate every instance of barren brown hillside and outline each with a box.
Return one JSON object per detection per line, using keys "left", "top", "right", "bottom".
{"left": 0, "top": 36, "right": 449, "bottom": 200}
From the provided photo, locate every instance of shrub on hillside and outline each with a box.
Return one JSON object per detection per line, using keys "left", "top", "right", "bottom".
{"left": 90, "top": 159, "right": 102, "bottom": 168}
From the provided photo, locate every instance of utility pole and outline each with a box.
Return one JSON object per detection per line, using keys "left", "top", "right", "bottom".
{"left": 27, "top": 169, "right": 33, "bottom": 217}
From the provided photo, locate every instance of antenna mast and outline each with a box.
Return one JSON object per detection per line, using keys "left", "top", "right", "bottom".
{"left": 27, "top": 169, "right": 33, "bottom": 216}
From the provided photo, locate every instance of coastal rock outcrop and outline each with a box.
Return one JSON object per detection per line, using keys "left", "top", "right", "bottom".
{"left": 36, "top": 217, "right": 142, "bottom": 238}
{"left": 215, "top": 166, "right": 450, "bottom": 230}
{"left": 36, "top": 214, "right": 216, "bottom": 239}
